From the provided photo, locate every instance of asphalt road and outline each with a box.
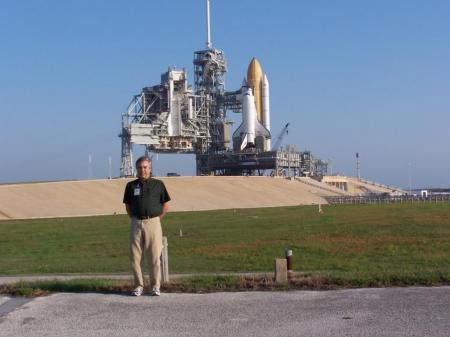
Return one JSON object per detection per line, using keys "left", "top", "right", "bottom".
{"left": 1, "top": 287, "right": 449, "bottom": 337}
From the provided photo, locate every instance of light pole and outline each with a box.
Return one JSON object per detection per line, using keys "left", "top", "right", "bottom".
{"left": 408, "top": 162, "right": 412, "bottom": 195}
{"left": 88, "top": 154, "right": 93, "bottom": 179}
{"left": 356, "top": 152, "right": 361, "bottom": 180}
{"left": 108, "top": 156, "right": 112, "bottom": 179}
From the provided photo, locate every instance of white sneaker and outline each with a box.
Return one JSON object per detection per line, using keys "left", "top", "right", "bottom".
{"left": 131, "top": 286, "right": 143, "bottom": 297}
{"left": 151, "top": 287, "right": 161, "bottom": 296}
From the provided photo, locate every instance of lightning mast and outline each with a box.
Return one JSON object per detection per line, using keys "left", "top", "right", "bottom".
{"left": 206, "top": 0, "right": 212, "bottom": 49}
{"left": 194, "top": 0, "right": 229, "bottom": 174}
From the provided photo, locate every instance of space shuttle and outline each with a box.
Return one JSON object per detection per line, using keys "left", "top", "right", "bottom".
{"left": 233, "top": 58, "right": 272, "bottom": 151}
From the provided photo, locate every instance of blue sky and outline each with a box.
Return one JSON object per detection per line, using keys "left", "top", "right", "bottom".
{"left": 1, "top": 0, "right": 449, "bottom": 188}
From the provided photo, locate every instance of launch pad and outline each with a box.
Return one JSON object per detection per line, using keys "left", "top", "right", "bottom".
{"left": 196, "top": 149, "right": 320, "bottom": 177}
{"left": 119, "top": 1, "right": 328, "bottom": 178}
{"left": 196, "top": 149, "right": 328, "bottom": 177}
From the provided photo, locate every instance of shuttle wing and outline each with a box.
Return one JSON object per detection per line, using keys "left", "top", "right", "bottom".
{"left": 255, "top": 120, "right": 271, "bottom": 138}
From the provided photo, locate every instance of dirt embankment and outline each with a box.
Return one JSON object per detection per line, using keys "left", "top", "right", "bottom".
{"left": 0, "top": 176, "right": 336, "bottom": 220}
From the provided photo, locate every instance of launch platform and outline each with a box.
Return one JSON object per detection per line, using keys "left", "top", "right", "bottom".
{"left": 197, "top": 149, "right": 328, "bottom": 176}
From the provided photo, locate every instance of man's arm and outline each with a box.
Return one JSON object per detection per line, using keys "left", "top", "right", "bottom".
{"left": 125, "top": 204, "right": 132, "bottom": 218}
{"left": 159, "top": 202, "right": 169, "bottom": 220}
{"left": 123, "top": 183, "right": 133, "bottom": 218}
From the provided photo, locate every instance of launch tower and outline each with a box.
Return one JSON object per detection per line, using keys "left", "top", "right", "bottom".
{"left": 119, "top": 0, "right": 327, "bottom": 177}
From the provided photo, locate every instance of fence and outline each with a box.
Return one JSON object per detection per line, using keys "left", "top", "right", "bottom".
{"left": 325, "top": 195, "right": 450, "bottom": 205}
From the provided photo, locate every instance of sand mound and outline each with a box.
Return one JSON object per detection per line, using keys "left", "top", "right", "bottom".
{"left": 0, "top": 176, "right": 336, "bottom": 220}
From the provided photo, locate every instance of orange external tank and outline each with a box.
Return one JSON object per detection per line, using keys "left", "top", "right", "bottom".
{"left": 246, "top": 57, "right": 264, "bottom": 123}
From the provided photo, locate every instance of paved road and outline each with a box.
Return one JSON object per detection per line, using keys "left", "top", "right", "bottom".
{"left": 1, "top": 287, "right": 449, "bottom": 337}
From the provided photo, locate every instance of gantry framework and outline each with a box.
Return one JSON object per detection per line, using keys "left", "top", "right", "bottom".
{"left": 119, "top": 46, "right": 234, "bottom": 176}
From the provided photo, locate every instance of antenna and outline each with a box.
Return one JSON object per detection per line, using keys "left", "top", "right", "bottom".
{"left": 206, "top": 0, "right": 212, "bottom": 49}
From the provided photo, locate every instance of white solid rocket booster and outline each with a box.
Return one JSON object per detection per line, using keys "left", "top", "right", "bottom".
{"left": 261, "top": 74, "right": 271, "bottom": 150}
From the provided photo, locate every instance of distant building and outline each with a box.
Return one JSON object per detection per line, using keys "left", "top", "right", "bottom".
{"left": 412, "top": 188, "right": 450, "bottom": 197}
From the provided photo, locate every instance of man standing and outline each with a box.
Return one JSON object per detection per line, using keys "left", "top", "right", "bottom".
{"left": 123, "top": 156, "right": 171, "bottom": 296}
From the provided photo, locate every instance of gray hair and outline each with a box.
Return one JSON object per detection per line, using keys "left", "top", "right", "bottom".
{"left": 135, "top": 156, "right": 151, "bottom": 168}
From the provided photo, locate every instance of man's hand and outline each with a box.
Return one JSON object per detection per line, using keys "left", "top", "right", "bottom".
{"left": 159, "top": 202, "right": 170, "bottom": 220}
{"left": 125, "top": 204, "right": 132, "bottom": 218}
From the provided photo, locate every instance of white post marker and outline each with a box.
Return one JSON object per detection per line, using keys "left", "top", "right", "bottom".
{"left": 161, "top": 236, "right": 169, "bottom": 283}
{"left": 274, "top": 258, "right": 288, "bottom": 284}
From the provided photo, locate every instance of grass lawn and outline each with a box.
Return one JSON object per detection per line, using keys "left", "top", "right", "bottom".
{"left": 1, "top": 203, "right": 450, "bottom": 284}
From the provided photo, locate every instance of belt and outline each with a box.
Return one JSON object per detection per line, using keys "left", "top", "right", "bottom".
{"left": 135, "top": 215, "right": 158, "bottom": 220}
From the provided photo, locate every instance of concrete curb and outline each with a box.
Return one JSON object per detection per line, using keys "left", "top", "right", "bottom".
{"left": 0, "top": 272, "right": 273, "bottom": 285}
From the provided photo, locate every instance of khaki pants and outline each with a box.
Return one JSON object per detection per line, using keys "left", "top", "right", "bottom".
{"left": 130, "top": 217, "right": 163, "bottom": 289}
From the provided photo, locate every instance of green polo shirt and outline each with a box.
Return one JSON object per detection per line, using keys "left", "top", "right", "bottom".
{"left": 123, "top": 178, "right": 171, "bottom": 218}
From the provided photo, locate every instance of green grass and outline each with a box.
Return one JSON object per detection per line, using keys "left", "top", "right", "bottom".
{"left": 2, "top": 270, "right": 450, "bottom": 297}
{"left": 1, "top": 203, "right": 450, "bottom": 280}
{"left": 0, "top": 279, "right": 122, "bottom": 297}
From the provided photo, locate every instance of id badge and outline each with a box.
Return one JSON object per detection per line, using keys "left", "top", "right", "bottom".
{"left": 133, "top": 187, "right": 140, "bottom": 196}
